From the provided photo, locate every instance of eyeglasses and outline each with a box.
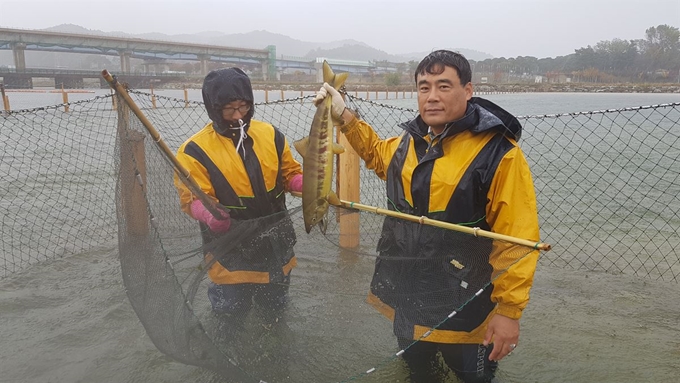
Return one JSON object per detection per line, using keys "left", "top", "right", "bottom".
{"left": 222, "top": 104, "right": 251, "bottom": 115}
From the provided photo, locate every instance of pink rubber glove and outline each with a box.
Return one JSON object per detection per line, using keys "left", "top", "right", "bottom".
{"left": 289, "top": 174, "right": 303, "bottom": 193}
{"left": 190, "top": 199, "right": 231, "bottom": 233}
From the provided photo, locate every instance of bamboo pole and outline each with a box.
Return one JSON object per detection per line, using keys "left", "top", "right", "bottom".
{"left": 102, "top": 70, "right": 227, "bottom": 219}
{"left": 289, "top": 192, "right": 551, "bottom": 251}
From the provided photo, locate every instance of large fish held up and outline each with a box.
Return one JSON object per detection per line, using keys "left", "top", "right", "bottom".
{"left": 294, "top": 61, "right": 348, "bottom": 234}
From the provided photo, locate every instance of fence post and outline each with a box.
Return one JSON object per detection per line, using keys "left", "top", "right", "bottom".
{"left": 116, "top": 92, "right": 149, "bottom": 237}
{"left": 150, "top": 84, "right": 157, "bottom": 109}
{"left": 336, "top": 92, "right": 360, "bottom": 248}
{"left": 183, "top": 85, "right": 189, "bottom": 108}
{"left": 1, "top": 83, "right": 9, "bottom": 113}
{"left": 61, "top": 84, "right": 69, "bottom": 113}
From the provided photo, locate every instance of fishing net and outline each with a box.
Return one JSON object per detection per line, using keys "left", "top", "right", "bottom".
{"left": 2, "top": 79, "right": 679, "bottom": 382}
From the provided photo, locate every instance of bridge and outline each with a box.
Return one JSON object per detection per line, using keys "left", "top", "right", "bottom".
{"left": 0, "top": 28, "right": 384, "bottom": 89}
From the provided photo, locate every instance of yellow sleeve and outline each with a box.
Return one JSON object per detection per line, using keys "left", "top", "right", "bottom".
{"left": 174, "top": 143, "right": 218, "bottom": 217}
{"left": 486, "top": 144, "right": 541, "bottom": 319}
{"left": 338, "top": 117, "right": 400, "bottom": 181}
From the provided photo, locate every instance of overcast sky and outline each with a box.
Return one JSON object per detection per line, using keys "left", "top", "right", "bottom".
{"left": 0, "top": 0, "right": 678, "bottom": 58}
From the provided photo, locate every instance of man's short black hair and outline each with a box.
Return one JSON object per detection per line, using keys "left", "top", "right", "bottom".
{"left": 414, "top": 50, "right": 472, "bottom": 85}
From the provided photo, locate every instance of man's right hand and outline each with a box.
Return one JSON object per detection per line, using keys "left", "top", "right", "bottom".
{"left": 314, "top": 82, "right": 347, "bottom": 122}
{"left": 190, "top": 199, "right": 231, "bottom": 233}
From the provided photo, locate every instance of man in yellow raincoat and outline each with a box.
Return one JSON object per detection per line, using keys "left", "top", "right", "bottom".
{"left": 314, "top": 50, "right": 541, "bottom": 383}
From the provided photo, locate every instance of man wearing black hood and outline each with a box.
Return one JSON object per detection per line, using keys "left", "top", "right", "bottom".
{"left": 175, "top": 67, "right": 303, "bottom": 318}
{"left": 314, "top": 51, "right": 541, "bottom": 383}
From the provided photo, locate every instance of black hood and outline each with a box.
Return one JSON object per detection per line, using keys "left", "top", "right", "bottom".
{"left": 202, "top": 67, "right": 255, "bottom": 137}
{"left": 403, "top": 97, "right": 523, "bottom": 141}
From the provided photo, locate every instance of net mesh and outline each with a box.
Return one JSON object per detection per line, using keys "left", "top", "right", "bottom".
{"left": 2, "top": 83, "right": 679, "bottom": 382}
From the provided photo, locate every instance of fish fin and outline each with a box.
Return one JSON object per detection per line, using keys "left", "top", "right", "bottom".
{"left": 333, "top": 72, "right": 349, "bottom": 89}
{"left": 332, "top": 142, "right": 345, "bottom": 154}
{"left": 293, "top": 136, "right": 309, "bottom": 157}
{"left": 318, "top": 216, "right": 328, "bottom": 235}
{"left": 327, "top": 191, "right": 341, "bottom": 206}
{"left": 322, "top": 61, "right": 335, "bottom": 83}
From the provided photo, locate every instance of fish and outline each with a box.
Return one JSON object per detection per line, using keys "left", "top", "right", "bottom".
{"left": 293, "top": 61, "right": 348, "bottom": 234}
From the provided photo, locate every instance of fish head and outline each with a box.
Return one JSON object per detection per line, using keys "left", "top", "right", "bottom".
{"left": 302, "top": 199, "right": 329, "bottom": 234}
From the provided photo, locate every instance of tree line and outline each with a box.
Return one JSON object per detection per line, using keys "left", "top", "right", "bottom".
{"left": 387, "top": 25, "right": 680, "bottom": 84}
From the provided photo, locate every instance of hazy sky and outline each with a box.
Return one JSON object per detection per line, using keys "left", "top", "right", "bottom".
{"left": 1, "top": 0, "right": 678, "bottom": 58}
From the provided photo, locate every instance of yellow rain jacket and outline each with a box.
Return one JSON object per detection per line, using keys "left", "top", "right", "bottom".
{"left": 175, "top": 119, "right": 302, "bottom": 285}
{"left": 340, "top": 97, "right": 540, "bottom": 344}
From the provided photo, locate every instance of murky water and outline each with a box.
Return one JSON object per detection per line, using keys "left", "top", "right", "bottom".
{"left": 2, "top": 244, "right": 679, "bottom": 383}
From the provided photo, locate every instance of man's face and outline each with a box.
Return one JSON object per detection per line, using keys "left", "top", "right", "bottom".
{"left": 416, "top": 65, "right": 473, "bottom": 134}
{"left": 221, "top": 100, "right": 251, "bottom": 122}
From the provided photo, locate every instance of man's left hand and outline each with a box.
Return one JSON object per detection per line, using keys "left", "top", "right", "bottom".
{"left": 483, "top": 314, "right": 519, "bottom": 362}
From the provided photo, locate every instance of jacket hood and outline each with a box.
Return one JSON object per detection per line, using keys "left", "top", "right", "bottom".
{"left": 202, "top": 67, "right": 255, "bottom": 137}
{"left": 403, "top": 97, "right": 523, "bottom": 141}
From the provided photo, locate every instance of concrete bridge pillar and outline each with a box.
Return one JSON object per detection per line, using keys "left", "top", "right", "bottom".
{"left": 142, "top": 59, "right": 167, "bottom": 74}
{"left": 261, "top": 61, "right": 269, "bottom": 82}
{"left": 314, "top": 61, "right": 323, "bottom": 83}
{"left": 11, "top": 43, "right": 27, "bottom": 71}
{"left": 119, "top": 50, "right": 132, "bottom": 74}
{"left": 198, "top": 55, "right": 210, "bottom": 76}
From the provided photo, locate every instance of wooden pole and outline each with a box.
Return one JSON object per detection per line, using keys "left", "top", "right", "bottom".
{"left": 150, "top": 84, "right": 157, "bottom": 109}
{"left": 61, "top": 84, "right": 69, "bottom": 113}
{"left": 183, "top": 86, "right": 189, "bottom": 108}
{"left": 336, "top": 91, "right": 360, "bottom": 248}
{"left": 111, "top": 88, "right": 117, "bottom": 110}
{"left": 289, "top": 192, "right": 552, "bottom": 251}
{"left": 280, "top": 89, "right": 284, "bottom": 100}
{"left": 265, "top": 89, "right": 269, "bottom": 103}
{"left": 116, "top": 93, "right": 149, "bottom": 236}
{"left": 0, "top": 83, "right": 9, "bottom": 113}
{"left": 340, "top": 200, "right": 551, "bottom": 250}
